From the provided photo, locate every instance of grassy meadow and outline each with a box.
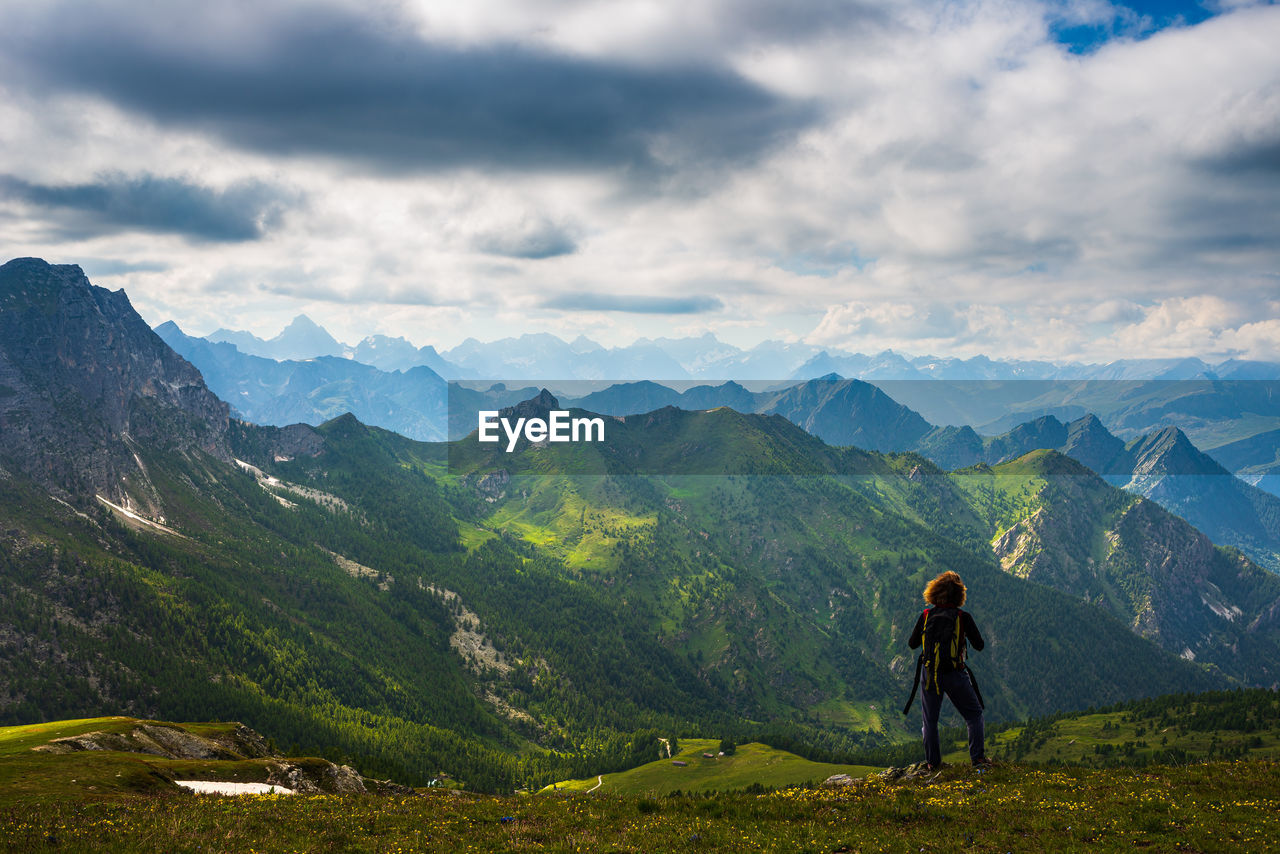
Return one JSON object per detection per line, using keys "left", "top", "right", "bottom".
{"left": 4, "top": 694, "right": 1280, "bottom": 851}
{"left": 544, "top": 739, "right": 879, "bottom": 795}
{"left": 3, "top": 760, "right": 1278, "bottom": 852}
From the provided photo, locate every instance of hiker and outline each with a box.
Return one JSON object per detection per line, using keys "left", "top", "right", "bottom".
{"left": 904, "top": 570, "right": 991, "bottom": 769}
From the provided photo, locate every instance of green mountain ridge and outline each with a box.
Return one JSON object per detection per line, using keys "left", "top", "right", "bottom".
{"left": 914, "top": 412, "right": 1280, "bottom": 572}
{"left": 951, "top": 452, "right": 1280, "bottom": 684}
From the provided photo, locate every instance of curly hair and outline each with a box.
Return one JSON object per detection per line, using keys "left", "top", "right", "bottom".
{"left": 923, "top": 570, "right": 966, "bottom": 607}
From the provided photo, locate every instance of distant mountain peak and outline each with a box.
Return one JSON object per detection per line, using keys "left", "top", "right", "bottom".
{"left": 1127, "top": 426, "right": 1228, "bottom": 477}
{"left": 283, "top": 313, "right": 324, "bottom": 330}
{"left": 270, "top": 314, "right": 342, "bottom": 356}
{"left": 569, "top": 335, "right": 604, "bottom": 353}
{"left": 205, "top": 313, "right": 344, "bottom": 361}
{"left": 499, "top": 389, "right": 562, "bottom": 423}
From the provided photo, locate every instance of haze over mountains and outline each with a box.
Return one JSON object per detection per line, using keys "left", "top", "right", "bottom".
{"left": 197, "top": 315, "right": 1280, "bottom": 383}
{"left": 4, "top": 258, "right": 1280, "bottom": 793}
{"left": 160, "top": 316, "right": 1280, "bottom": 453}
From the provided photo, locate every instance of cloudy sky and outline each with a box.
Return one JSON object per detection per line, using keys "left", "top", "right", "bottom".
{"left": 1, "top": 0, "right": 1278, "bottom": 362}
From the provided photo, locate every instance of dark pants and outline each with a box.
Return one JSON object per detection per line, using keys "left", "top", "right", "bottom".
{"left": 920, "top": 668, "right": 985, "bottom": 767}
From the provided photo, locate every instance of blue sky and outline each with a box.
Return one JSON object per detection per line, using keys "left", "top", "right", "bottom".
{"left": 1050, "top": 0, "right": 1217, "bottom": 52}
{"left": 1, "top": 0, "right": 1278, "bottom": 362}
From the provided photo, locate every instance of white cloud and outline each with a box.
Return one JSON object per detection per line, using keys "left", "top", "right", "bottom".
{"left": 1, "top": 0, "right": 1278, "bottom": 360}
{"left": 1100, "top": 295, "right": 1280, "bottom": 359}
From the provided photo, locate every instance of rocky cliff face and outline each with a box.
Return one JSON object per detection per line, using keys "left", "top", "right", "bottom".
{"left": 0, "top": 257, "right": 230, "bottom": 506}
{"left": 920, "top": 411, "right": 1280, "bottom": 572}
{"left": 985, "top": 457, "right": 1280, "bottom": 687}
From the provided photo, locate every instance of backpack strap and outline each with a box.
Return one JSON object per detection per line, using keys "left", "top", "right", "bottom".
{"left": 965, "top": 665, "right": 985, "bottom": 710}
{"left": 901, "top": 610, "right": 929, "bottom": 715}
{"left": 902, "top": 653, "right": 923, "bottom": 715}
{"left": 950, "top": 608, "right": 964, "bottom": 670}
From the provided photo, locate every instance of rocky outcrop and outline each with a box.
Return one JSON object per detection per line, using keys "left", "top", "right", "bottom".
{"left": 226, "top": 419, "right": 324, "bottom": 468}
{"left": 266, "top": 760, "right": 367, "bottom": 794}
{"left": 0, "top": 258, "right": 231, "bottom": 506}
{"left": 35, "top": 722, "right": 273, "bottom": 760}
{"left": 33, "top": 720, "right": 397, "bottom": 795}
{"left": 824, "top": 762, "right": 936, "bottom": 786}
{"left": 986, "top": 458, "right": 1280, "bottom": 686}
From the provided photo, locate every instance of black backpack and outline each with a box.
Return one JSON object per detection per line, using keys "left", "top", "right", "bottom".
{"left": 922, "top": 607, "right": 966, "bottom": 686}
{"left": 902, "top": 607, "right": 984, "bottom": 714}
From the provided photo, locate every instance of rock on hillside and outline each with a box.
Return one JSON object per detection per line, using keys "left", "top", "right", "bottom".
{"left": 35, "top": 721, "right": 272, "bottom": 761}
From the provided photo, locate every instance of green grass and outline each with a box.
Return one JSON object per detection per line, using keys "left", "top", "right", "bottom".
{"left": 543, "top": 739, "right": 879, "bottom": 796}
{"left": 810, "top": 699, "right": 884, "bottom": 731}
{"left": 456, "top": 522, "right": 498, "bottom": 551}
{"left": 3, "top": 761, "right": 1278, "bottom": 852}
{"left": 986, "top": 709, "right": 1280, "bottom": 767}
{"left": 4, "top": 711, "right": 1280, "bottom": 851}
{"left": 480, "top": 476, "right": 655, "bottom": 573}
{"left": 0, "top": 718, "right": 140, "bottom": 756}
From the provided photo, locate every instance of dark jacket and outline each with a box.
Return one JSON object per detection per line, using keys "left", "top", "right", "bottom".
{"left": 908, "top": 606, "right": 985, "bottom": 653}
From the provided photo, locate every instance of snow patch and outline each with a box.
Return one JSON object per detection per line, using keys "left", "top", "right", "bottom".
{"left": 175, "top": 781, "right": 295, "bottom": 796}
{"left": 49, "top": 495, "right": 93, "bottom": 522}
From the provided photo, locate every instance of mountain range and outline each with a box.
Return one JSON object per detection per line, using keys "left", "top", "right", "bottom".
{"left": 203, "top": 314, "right": 1280, "bottom": 384}
{"left": 161, "top": 321, "right": 1280, "bottom": 477}
{"left": 4, "top": 257, "right": 1280, "bottom": 794}
{"left": 156, "top": 323, "right": 450, "bottom": 442}
{"left": 570, "top": 378, "right": 1280, "bottom": 573}
{"left": 191, "top": 313, "right": 1280, "bottom": 494}
{"left": 155, "top": 323, "right": 1280, "bottom": 570}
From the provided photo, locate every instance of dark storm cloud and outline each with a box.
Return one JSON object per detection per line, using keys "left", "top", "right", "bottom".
{"left": 0, "top": 173, "right": 294, "bottom": 242}
{"left": 1159, "top": 138, "right": 1280, "bottom": 259}
{"left": 1, "top": 4, "right": 817, "bottom": 177}
{"left": 542, "top": 293, "right": 723, "bottom": 313}
{"left": 472, "top": 221, "right": 579, "bottom": 259}
{"left": 1199, "top": 137, "right": 1280, "bottom": 177}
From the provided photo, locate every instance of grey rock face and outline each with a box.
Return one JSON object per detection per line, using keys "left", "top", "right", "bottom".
{"left": 35, "top": 722, "right": 252, "bottom": 760}
{"left": 267, "top": 760, "right": 368, "bottom": 794}
{"left": 0, "top": 257, "right": 230, "bottom": 505}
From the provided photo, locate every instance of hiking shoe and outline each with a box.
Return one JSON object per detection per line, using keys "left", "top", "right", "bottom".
{"left": 972, "top": 757, "right": 997, "bottom": 768}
